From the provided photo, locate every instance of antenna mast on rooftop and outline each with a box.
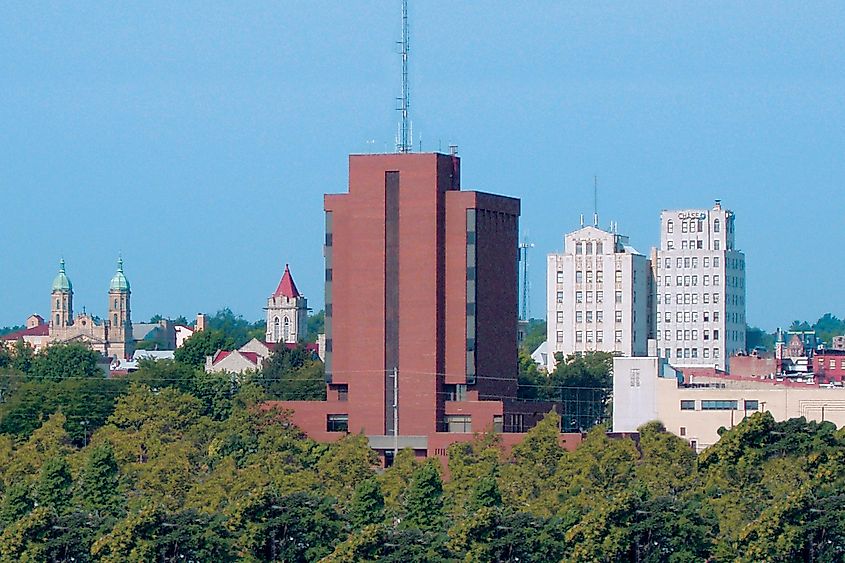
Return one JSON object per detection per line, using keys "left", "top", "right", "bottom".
{"left": 396, "top": 0, "right": 411, "bottom": 153}
{"left": 519, "top": 238, "right": 534, "bottom": 321}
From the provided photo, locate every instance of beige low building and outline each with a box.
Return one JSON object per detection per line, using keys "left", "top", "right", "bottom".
{"left": 613, "top": 356, "right": 845, "bottom": 452}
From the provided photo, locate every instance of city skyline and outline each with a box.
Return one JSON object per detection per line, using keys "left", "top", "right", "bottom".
{"left": 1, "top": 2, "right": 843, "bottom": 331}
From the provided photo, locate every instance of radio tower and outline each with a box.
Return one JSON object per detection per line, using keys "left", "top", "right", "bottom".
{"left": 396, "top": 0, "right": 411, "bottom": 153}
{"left": 519, "top": 239, "right": 534, "bottom": 321}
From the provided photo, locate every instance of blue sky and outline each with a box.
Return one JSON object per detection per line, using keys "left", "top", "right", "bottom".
{"left": 1, "top": 2, "right": 842, "bottom": 331}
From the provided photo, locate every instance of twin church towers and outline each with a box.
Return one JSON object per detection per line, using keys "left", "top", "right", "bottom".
{"left": 49, "top": 258, "right": 133, "bottom": 359}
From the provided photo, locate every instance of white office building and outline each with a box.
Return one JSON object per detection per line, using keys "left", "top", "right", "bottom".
{"left": 546, "top": 225, "right": 652, "bottom": 372}
{"left": 654, "top": 201, "right": 746, "bottom": 371}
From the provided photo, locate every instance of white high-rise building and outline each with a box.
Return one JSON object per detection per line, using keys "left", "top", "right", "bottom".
{"left": 654, "top": 201, "right": 746, "bottom": 371}
{"left": 546, "top": 225, "right": 652, "bottom": 372}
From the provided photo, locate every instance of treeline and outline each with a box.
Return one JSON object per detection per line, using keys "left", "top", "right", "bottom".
{"left": 0, "top": 340, "right": 324, "bottom": 445}
{"left": 1, "top": 346, "right": 845, "bottom": 559}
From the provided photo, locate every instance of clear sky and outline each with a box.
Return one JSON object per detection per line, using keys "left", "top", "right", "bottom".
{"left": 1, "top": 2, "right": 842, "bottom": 331}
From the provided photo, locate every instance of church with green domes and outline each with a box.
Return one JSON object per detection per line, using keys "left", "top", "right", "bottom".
{"left": 47, "top": 257, "right": 134, "bottom": 360}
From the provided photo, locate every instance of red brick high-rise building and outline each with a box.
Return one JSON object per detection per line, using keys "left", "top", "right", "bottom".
{"left": 278, "top": 152, "right": 567, "bottom": 463}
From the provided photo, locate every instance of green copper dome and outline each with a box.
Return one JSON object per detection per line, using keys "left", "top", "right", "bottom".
{"left": 109, "top": 257, "right": 130, "bottom": 292}
{"left": 51, "top": 259, "right": 72, "bottom": 292}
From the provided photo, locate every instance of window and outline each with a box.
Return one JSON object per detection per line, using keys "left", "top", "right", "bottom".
{"left": 701, "top": 400, "right": 736, "bottom": 410}
{"left": 681, "top": 221, "right": 688, "bottom": 233}
{"left": 586, "top": 271, "right": 593, "bottom": 283}
{"left": 681, "top": 240, "right": 688, "bottom": 250}
{"left": 576, "top": 291, "right": 583, "bottom": 303}
{"left": 664, "top": 294, "right": 671, "bottom": 305}
{"left": 557, "top": 291, "right": 564, "bottom": 304}
{"left": 596, "top": 331, "right": 603, "bottom": 343}
{"left": 703, "top": 348, "right": 710, "bottom": 358}
{"left": 692, "top": 275, "right": 698, "bottom": 286}
{"left": 692, "top": 257, "right": 698, "bottom": 268}
{"left": 327, "top": 414, "right": 349, "bottom": 432}
{"left": 596, "top": 291, "right": 603, "bottom": 303}
{"left": 446, "top": 415, "right": 472, "bottom": 433}
{"left": 576, "top": 271, "right": 583, "bottom": 283}
{"left": 616, "top": 310, "right": 623, "bottom": 323}
{"left": 556, "top": 311, "right": 564, "bottom": 323}
{"left": 556, "top": 331, "right": 564, "bottom": 343}
{"left": 615, "top": 330, "right": 623, "bottom": 343}
{"left": 508, "top": 414, "right": 525, "bottom": 433}
{"left": 684, "top": 257, "right": 690, "bottom": 268}
{"left": 714, "top": 219, "right": 721, "bottom": 232}
{"left": 691, "top": 348, "right": 698, "bottom": 358}
{"left": 615, "top": 291, "right": 623, "bottom": 304}
{"left": 684, "top": 311, "right": 691, "bottom": 322}
{"left": 56, "top": 314, "right": 60, "bottom": 325}
{"left": 664, "top": 258, "right": 671, "bottom": 269}
{"left": 714, "top": 240, "right": 720, "bottom": 250}
{"left": 714, "top": 312, "right": 720, "bottom": 322}
{"left": 665, "top": 348, "right": 671, "bottom": 358}
{"left": 337, "top": 385, "right": 348, "bottom": 402}
{"left": 692, "top": 330, "right": 698, "bottom": 340}
{"left": 676, "top": 347, "right": 683, "bottom": 358}
{"left": 703, "top": 293, "right": 710, "bottom": 304}
{"left": 113, "top": 314, "right": 118, "bottom": 324}
{"left": 596, "top": 271, "right": 604, "bottom": 283}
{"left": 586, "top": 311, "right": 593, "bottom": 323}
{"left": 596, "top": 242, "right": 603, "bottom": 254}
{"left": 273, "top": 317, "right": 281, "bottom": 341}
{"left": 575, "top": 311, "right": 583, "bottom": 323}
{"left": 493, "top": 415, "right": 503, "bottom": 433}
{"left": 586, "top": 291, "right": 593, "bottom": 303}
{"left": 615, "top": 270, "right": 623, "bottom": 283}
{"left": 586, "top": 242, "right": 593, "bottom": 255}
{"left": 713, "top": 293, "right": 720, "bottom": 304}
{"left": 744, "top": 400, "right": 759, "bottom": 411}
{"left": 676, "top": 276, "right": 682, "bottom": 286}
{"left": 586, "top": 331, "right": 594, "bottom": 342}
{"left": 713, "top": 275, "right": 720, "bottom": 286}
{"left": 676, "top": 330, "right": 683, "bottom": 340}
{"left": 283, "top": 317, "right": 291, "bottom": 341}
{"left": 665, "top": 330, "right": 671, "bottom": 341}
{"left": 664, "top": 276, "right": 670, "bottom": 286}
{"left": 667, "top": 220, "right": 674, "bottom": 233}
{"left": 704, "top": 257, "right": 710, "bottom": 268}
{"left": 113, "top": 299, "right": 118, "bottom": 308}
{"left": 629, "top": 368, "right": 640, "bottom": 387}
{"left": 576, "top": 331, "right": 583, "bottom": 343}
{"left": 680, "top": 426, "right": 687, "bottom": 436}
{"left": 692, "top": 294, "right": 699, "bottom": 305}
{"left": 664, "top": 312, "right": 671, "bottom": 322}
{"left": 714, "top": 347, "right": 720, "bottom": 358}
{"left": 704, "top": 330, "right": 710, "bottom": 341}
{"left": 681, "top": 400, "right": 695, "bottom": 411}
{"left": 704, "top": 275, "right": 710, "bottom": 286}
{"left": 667, "top": 241, "right": 674, "bottom": 250}
{"left": 576, "top": 242, "right": 583, "bottom": 255}
{"left": 676, "top": 312, "right": 682, "bottom": 323}
{"left": 713, "top": 257, "right": 720, "bottom": 267}
{"left": 596, "top": 311, "right": 604, "bottom": 323}
{"left": 556, "top": 271, "right": 564, "bottom": 284}
{"left": 676, "top": 258, "right": 683, "bottom": 268}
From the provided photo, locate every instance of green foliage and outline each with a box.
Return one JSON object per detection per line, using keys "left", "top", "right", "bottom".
{"left": 305, "top": 309, "right": 325, "bottom": 343}
{"left": 403, "top": 459, "right": 444, "bottom": 533}
{"left": 348, "top": 479, "right": 385, "bottom": 529}
{"left": 519, "top": 318, "right": 546, "bottom": 354}
{"left": 257, "top": 344, "right": 326, "bottom": 400}
{"left": 29, "top": 342, "right": 103, "bottom": 380}
{"left": 745, "top": 324, "right": 775, "bottom": 352}
{"left": 517, "top": 349, "right": 546, "bottom": 400}
{"left": 205, "top": 308, "right": 264, "bottom": 348}
{"left": 173, "top": 329, "right": 234, "bottom": 368}
{"left": 550, "top": 351, "right": 613, "bottom": 430}
{"left": 34, "top": 456, "right": 72, "bottom": 510}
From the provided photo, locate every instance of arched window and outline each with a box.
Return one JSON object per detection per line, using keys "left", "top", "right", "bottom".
{"left": 113, "top": 314, "right": 118, "bottom": 324}
{"left": 667, "top": 220, "right": 674, "bottom": 233}
{"left": 714, "top": 219, "right": 721, "bottom": 232}
{"left": 273, "top": 317, "right": 280, "bottom": 342}
{"left": 56, "top": 314, "right": 60, "bottom": 325}
{"left": 283, "top": 317, "right": 291, "bottom": 342}
{"left": 114, "top": 299, "right": 118, "bottom": 308}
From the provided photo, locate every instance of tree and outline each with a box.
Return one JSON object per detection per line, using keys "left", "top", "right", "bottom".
{"left": 34, "top": 456, "right": 72, "bottom": 511}
{"left": 518, "top": 349, "right": 547, "bottom": 400}
{"left": 348, "top": 479, "right": 385, "bottom": 529}
{"left": 550, "top": 351, "right": 613, "bottom": 431}
{"left": 745, "top": 325, "right": 775, "bottom": 352}
{"left": 402, "top": 459, "right": 444, "bottom": 533}
{"left": 10, "top": 340, "right": 34, "bottom": 374}
{"left": 305, "top": 310, "right": 325, "bottom": 343}
{"left": 29, "top": 342, "right": 102, "bottom": 380}
{"left": 500, "top": 412, "right": 564, "bottom": 512}
{"left": 316, "top": 434, "right": 378, "bottom": 505}
{"left": 520, "top": 318, "right": 546, "bottom": 354}
{"left": 174, "top": 329, "right": 234, "bottom": 368}
{"left": 77, "top": 442, "right": 121, "bottom": 513}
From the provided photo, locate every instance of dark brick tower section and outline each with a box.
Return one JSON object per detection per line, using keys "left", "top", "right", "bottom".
{"left": 323, "top": 153, "right": 520, "bottom": 439}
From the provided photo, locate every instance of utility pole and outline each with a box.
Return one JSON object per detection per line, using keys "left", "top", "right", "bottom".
{"left": 393, "top": 366, "right": 399, "bottom": 458}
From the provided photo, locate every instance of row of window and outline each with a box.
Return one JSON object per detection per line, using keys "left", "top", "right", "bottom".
{"left": 660, "top": 310, "right": 721, "bottom": 323}
{"left": 665, "top": 239, "right": 727, "bottom": 251}
{"left": 658, "top": 329, "right": 719, "bottom": 341}
{"left": 658, "top": 274, "right": 730, "bottom": 287}
{"left": 660, "top": 256, "right": 722, "bottom": 269}
{"left": 667, "top": 218, "right": 711, "bottom": 234}
{"left": 560, "top": 330, "right": 625, "bottom": 344}
{"left": 658, "top": 292, "right": 722, "bottom": 305}
{"left": 820, "top": 359, "right": 845, "bottom": 371}
{"left": 556, "top": 290, "right": 627, "bottom": 304}
{"left": 574, "top": 241, "right": 604, "bottom": 255}
{"left": 680, "top": 399, "right": 758, "bottom": 411}
{"left": 662, "top": 347, "right": 721, "bottom": 359}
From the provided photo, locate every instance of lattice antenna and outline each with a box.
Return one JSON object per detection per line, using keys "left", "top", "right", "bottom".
{"left": 518, "top": 237, "right": 534, "bottom": 321}
{"left": 395, "top": 0, "right": 411, "bottom": 153}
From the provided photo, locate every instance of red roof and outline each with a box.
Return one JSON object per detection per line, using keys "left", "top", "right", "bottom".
{"left": 273, "top": 264, "right": 301, "bottom": 298}
{"left": 1, "top": 323, "right": 49, "bottom": 340}
{"left": 212, "top": 350, "right": 260, "bottom": 366}
{"left": 241, "top": 352, "right": 260, "bottom": 364}
{"left": 213, "top": 350, "right": 231, "bottom": 363}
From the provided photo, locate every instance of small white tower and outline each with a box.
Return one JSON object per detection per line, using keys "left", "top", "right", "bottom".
{"left": 265, "top": 264, "right": 308, "bottom": 344}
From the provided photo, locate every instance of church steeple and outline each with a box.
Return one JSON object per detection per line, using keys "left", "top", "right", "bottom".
{"left": 108, "top": 257, "right": 133, "bottom": 358}
{"left": 265, "top": 264, "right": 308, "bottom": 344}
{"left": 51, "top": 259, "right": 73, "bottom": 328}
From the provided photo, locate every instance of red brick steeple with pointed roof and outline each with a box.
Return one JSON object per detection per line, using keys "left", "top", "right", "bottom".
{"left": 273, "top": 264, "right": 300, "bottom": 298}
